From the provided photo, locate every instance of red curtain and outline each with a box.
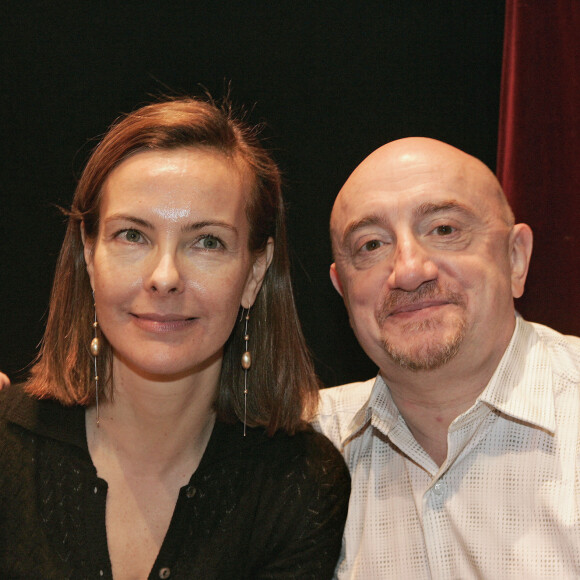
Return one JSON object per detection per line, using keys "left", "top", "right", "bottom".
{"left": 497, "top": 0, "right": 580, "bottom": 335}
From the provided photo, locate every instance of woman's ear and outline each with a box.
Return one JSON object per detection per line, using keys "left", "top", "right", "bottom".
{"left": 81, "top": 222, "right": 96, "bottom": 291}
{"left": 241, "top": 237, "right": 274, "bottom": 307}
{"left": 509, "top": 223, "right": 533, "bottom": 299}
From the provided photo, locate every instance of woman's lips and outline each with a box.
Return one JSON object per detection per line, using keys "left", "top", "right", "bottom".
{"left": 130, "top": 313, "right": 197, "bottom": 333}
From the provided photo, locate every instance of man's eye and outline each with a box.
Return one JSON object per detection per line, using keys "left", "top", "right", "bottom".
{"left": 434, "top": 225, "right": 455, "bottom": 236}
{"left": 361, "top": 240, "right": 382, "bottom": 252}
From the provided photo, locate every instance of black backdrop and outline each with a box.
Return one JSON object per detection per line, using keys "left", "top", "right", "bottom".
{"left": 0, "top": 1, "right": 505, "bottom": 387}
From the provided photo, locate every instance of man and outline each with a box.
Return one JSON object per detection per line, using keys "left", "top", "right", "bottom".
{"left": 315, "top": 137, "right": 580, "bottom": 578}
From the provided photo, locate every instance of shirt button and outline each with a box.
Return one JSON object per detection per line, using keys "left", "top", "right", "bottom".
{"left": 186, "top": 485, "right": 196, "bottom": 498}
{"left": 158, "top": 567, "right": 171, "bottom": 579}
{"left": 433, "top": 481, "right": 446, "bottom": 496}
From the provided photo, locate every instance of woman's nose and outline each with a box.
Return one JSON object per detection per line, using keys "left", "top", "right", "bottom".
{"left": 146, "top": 251, "right": 185, "bottom": 295}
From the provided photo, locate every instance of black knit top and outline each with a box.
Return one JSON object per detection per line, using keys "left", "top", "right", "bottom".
{"left": 0, "top": 384, "right": 350, "bottom": 579}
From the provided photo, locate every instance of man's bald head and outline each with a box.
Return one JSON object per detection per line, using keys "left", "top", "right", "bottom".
{"left": 331, "top": 137, "right": 514, "bottom": 256}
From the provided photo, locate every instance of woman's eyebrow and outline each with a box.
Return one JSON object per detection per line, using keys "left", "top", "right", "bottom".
{"left": 103, "top": 214, "right": 152, "bottom": 228}
{"left": 104, "top": 214, "right": 238, "bottom": 234}
{"left": 181, "top": 220, "right": 237, "bottom": 234}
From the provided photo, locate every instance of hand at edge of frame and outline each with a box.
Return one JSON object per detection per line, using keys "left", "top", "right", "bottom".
{"left": 0, "top": 372, "right": 10, "bottom": 389}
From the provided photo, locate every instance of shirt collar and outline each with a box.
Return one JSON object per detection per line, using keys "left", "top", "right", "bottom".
{"left": 477, "top": 317, "right": 556, "bottom": 433}
{"left": 343, "top": 317, "right": 557, "bottom": 445}
{"left": 343, "top": 374, "right": 400, "bottom": 445}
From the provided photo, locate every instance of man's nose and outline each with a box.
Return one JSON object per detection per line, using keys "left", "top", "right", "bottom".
{"left": 387, "top": 237, "right": 438, "bottom": 291}
{"left": 146, "top": 250, "right": 185, "bottom": 295}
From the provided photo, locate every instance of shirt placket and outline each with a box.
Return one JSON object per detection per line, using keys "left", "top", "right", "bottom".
{"left": 417, "top": 403, "right": 496, "bottom": 578}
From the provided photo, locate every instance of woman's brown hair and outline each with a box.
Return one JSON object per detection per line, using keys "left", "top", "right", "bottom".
{"left": 25, "top": 97, "right": 319, "bottom": 434}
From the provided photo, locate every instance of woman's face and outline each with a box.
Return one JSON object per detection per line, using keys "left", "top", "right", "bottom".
{"left": 84, "top": 147, "right": 272, "bottom": 383}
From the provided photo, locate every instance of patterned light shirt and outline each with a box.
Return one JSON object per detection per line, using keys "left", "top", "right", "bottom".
{"left": 314, "top": 318, "right": 580, "bottom": 579}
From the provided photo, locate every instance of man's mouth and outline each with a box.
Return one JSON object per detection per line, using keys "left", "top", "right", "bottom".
{"left": 388, "top": 300, "right": 450, "bottom": 317}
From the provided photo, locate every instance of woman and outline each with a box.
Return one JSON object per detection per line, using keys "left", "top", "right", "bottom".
{"left": 0, "top": 97, "right": 349, "bottom": 579}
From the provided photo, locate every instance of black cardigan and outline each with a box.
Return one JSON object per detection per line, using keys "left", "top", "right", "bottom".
{"left": 0, "top": 385, "right": 350, "bottom": 579}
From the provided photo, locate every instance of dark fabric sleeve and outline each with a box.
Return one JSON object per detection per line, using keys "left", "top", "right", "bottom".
{"left": 251, "top": 430, "right": 351, "bottom": 580}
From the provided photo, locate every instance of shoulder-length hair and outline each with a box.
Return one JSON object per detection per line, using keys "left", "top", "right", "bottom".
{"left": 25, "top": 97, "right": 319, "bottom": 434}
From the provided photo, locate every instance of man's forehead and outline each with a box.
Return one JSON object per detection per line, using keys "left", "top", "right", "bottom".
{"left": 334, "top": 175, "right": 472, "bottom": 225}
{"left": 332, "top": 151, "right": 502, "bottom": 233}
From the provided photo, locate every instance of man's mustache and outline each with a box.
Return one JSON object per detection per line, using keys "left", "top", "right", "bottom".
{"left": 377, "top": 280, "right": 465, "bottom": 322}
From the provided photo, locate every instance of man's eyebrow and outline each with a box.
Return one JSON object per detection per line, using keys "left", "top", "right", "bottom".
{"left": 337, "top": 201, "right": 475, "bottom": 246}
{"left": 340, "top": 214, "right": 387, "bottom": 247}
{"left": 413, "top": 201, "right": 475, "bottom": 219}
{"left": 103, "top": 214, "right": 237, "bottom": 234}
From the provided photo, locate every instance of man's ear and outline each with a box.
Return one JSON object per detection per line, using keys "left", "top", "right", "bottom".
{"left": 329, "top": 263, "right": 344, "bottom": 298}
{"left": 509, "top": 223, "right": 533, "bottom": 299}
{"left": 241, "top": 237, "right": 274, "bottom": 307}
{"left": 81, "top": 222, "right": 96, "bottom": 291}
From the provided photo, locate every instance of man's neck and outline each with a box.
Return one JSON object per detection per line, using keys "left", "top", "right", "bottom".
{"left": 382, "top": 355, "right": 501, "bottom": 467}
{"left": 389, "top": 379, "right": 483, "bottom": 466}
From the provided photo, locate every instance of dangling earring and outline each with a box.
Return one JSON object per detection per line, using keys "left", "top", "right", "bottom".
{"left": 241, "top": 306, "right": 252, "bottom": 437}
{"left": 90, "top": 292, "right": 101, "bottom": 427}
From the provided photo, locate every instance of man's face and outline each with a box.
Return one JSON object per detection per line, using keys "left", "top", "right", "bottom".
{"left": 330, "top": 140, "right": 531, "bottom": 376}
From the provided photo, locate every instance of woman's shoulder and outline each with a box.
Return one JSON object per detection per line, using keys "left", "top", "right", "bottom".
{"left": 0, "top": 385, "right": 41, "bottom": 491}
{"left": 273, "top": 426, "right": 348, "bottom": 469}
{"left": 286, "top": 428, "right": 351, "bottom": 500}
{"left": 208, "top": 420, "right": 350, "bottom": 486}
{"left": 0, "top": 382, "right": 37, "bottom": 427}
{"left": 264, "top": 426, "right": 348, "bottom": 478}
{"left": 0, "top": 380, "right": 28, "bottom": 406}
{"left": 258, "top": 426, "right": 351, "bottom": 496}
{"left": 0, "top": 382, "right": 87, "bottom": 450}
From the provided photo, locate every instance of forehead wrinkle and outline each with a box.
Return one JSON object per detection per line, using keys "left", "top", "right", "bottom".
{"left": 413, "top": 200, "right": 476, "bottom": 220}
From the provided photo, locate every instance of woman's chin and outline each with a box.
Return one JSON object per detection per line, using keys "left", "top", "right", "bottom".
{"left": 111, "top": 349, "right": 223, "bottom": 384}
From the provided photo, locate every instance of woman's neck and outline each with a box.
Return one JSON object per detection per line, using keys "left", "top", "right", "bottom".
{"left": 86, "top": 358, "right": 219, "bottom": 477}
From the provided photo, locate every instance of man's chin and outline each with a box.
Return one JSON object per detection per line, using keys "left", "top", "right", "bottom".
{"left": 381, "top": 324, "right": 466, "bottom": 372}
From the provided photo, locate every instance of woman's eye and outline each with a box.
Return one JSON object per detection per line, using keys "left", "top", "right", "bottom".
{"left": 118, "top": 229, "right": 143, "bottom": 243}
{"left": 198, "top": 235, "right": 222, "bottom": 250}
